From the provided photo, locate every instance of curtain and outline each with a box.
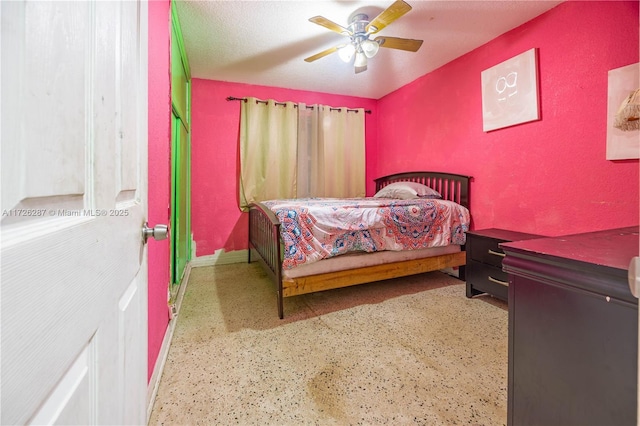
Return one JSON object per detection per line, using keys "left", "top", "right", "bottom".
{"left": 297, "top": 104, "right": 365, "bottom": 198}
{"left": 239, "top": 97, "right": 297, "bottom": 210}
{"left": 240, "top": 98, "right": 366, "bottom": 208}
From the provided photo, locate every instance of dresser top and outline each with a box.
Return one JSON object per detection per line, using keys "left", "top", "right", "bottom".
{"left": 501, "top": 226, "right": 639, "bottom": 272}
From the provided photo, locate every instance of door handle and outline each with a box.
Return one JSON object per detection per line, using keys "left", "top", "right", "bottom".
{"left": 142, "top": 222, "right": 169, "bottom": 243}
{"left": 488, "top": 276, "right": 509, "bottom": 286}
{"left": 488, "top": 249, "right": 506, "bottom": 258}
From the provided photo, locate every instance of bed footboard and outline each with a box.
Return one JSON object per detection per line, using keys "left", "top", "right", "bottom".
{"left": 248, "top": 202, "right": 284, "bottom": 318}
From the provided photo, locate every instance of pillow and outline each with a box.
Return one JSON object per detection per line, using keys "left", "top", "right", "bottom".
{"left": 373, "top": 181, "right": 442, "bottom": 200}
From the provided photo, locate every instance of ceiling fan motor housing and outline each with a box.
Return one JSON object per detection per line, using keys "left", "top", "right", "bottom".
{"left": 349, "top": 13, "right": 372, "bottom": 34}
{"left": 348, "top": 13, "right": 381, "bottom": 55}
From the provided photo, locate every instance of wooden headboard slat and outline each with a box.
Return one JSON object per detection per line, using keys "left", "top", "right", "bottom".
{"left": 374, "top": 171, "right": 471, "bottom": 209}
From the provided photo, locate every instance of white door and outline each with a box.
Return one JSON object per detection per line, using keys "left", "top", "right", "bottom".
{"left": 1, "top": 1, "right": 148, "bottom": 424}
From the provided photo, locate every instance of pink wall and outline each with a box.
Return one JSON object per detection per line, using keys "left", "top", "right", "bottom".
{"left": 376, "top": 1, "right": 639, "bottom": 236}
{"left": 191, "top": 81, "right": 378, "bottom": 256}
{"left": 147, "top": 0, "right": 171, "bottom": 382}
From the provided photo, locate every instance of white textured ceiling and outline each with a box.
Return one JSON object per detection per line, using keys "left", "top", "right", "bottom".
{"left": 175, "top": 0, "right": 563, "bottom": 99}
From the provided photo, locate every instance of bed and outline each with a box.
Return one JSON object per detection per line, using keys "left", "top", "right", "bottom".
{"left": 248, "top": 171, "right": 471, "bottom": 318}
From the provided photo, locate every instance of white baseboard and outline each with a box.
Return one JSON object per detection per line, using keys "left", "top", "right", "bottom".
{"left": 189, "top": 249, "right": 249, "bottom": 268}
{"left": 146, "top": 263, "right": 192, "bottom": 422}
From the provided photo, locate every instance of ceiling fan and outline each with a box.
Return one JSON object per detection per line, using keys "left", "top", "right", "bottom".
{"left": 304, "top": 0, "right": 423, "bottom": 74}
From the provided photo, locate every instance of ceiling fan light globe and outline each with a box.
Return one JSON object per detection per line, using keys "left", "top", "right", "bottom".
{"left": 338, "top": 43, "right": 356, "bottom": 63}
{"left": 354, "top": 51, "right": 367, "bottom": 68}
{"left": 362, "top": 39, "right": 380, "bottom": 58}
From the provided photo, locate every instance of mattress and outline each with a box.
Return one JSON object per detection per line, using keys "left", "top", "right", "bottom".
{"left": 263, "top": 197, "right": 470, "bottom": 270}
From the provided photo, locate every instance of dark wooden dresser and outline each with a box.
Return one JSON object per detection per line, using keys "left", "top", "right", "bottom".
{"left": 466, "top": 228, "right": 541, "bottom": 301}
{"left": 501, "top": 226, "right": 639, "bottom": 426}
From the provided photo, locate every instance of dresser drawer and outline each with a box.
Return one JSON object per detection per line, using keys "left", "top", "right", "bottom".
{"left": 468, "top": 235, "right": 507, "bottom": 268}
{"left": 466, "top": 229, "right": 542, "bottom": 301}
{"left": 468, "top": 261, "right": 509, "bottom": 286}
{"left": 467, "top": 260, "right": 509, "bottom": 300}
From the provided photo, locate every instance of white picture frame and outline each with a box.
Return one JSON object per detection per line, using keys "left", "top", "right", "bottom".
{"left": 606, "top": 62, "right": 639, "bottom": 160}
{"left": 481, "top": 48, "right": 540, "bottom": 132}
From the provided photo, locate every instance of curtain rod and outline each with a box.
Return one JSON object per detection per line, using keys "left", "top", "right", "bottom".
{"left": 226, "top": 96, "right": 371, "bottom": 114}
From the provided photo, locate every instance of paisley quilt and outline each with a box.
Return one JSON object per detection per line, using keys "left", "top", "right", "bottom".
{"left": 262, "top": 198, "right": 470, "bottom": 270}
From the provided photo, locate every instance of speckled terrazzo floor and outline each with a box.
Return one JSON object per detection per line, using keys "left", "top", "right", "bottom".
{"left": 149, "top": 262, "right": 508, "bottom": 426}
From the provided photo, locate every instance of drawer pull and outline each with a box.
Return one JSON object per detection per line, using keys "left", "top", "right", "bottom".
{"left": 488, "top": 249, "right": 506, "bottom": 258}
{"left": 488, "top": 276, "right": 509, "bottom": 286}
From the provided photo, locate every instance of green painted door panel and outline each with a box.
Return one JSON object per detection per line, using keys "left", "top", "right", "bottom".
{"left": 171, "top": 24, "right": 188, "bottom": 126}
{"left": 170, "top": 2, "right": 191, "bottom": 288}
{"left": 175, "top": 119, "right": 189, "bottom": 282}
{"left": 171, "top": 113, "right": 190, "bottom": 285}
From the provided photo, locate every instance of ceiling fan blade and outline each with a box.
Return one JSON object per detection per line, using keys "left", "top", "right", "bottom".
{"left": 375, "top": 36, "right": 423, "bottom": 52}
{"left": 355, "top": 64, "right": 367, "bottom": 74}
{"left": 309, "top": 16, "right": 350, "bottom": 35}
{"left": 366, "top": 0, "right": 412, "bottom": 34}
{"left": 304, "top": 45, "right": 341, "bottom": 62}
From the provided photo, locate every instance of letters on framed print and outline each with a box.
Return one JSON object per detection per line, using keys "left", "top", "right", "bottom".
{"left": 481, "top": 48, "right": 540, "bottom": 132}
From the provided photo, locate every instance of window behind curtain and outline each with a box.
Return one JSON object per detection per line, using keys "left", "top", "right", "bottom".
{"left": 240, "top": 98, "right": 366, "bottom": 208}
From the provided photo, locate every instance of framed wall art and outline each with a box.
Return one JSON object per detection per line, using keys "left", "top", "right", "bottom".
{"left": 481, "top": 48, "right": 540, "bottom": 132}
{"left": 606, "top": 62, "right": 639, "bottom": 160}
